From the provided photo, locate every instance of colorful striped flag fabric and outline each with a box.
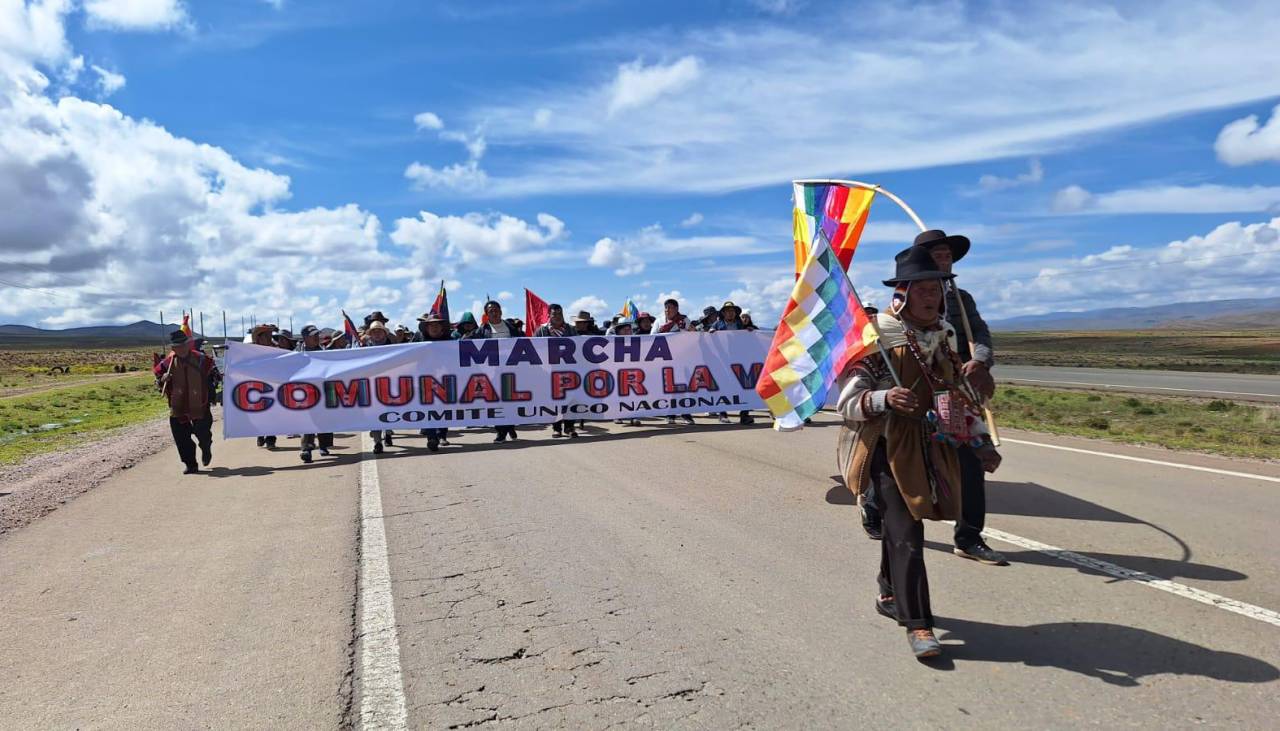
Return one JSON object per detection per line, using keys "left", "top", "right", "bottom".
{"left": 431, "top": 280, "right": 450, "bottom": 324}
{"left": 620, "top": 298, "right": 639, "bottom": 321}
{"left": 180, "top": 313, "right": 193, "bottom": 338}
{"left": 757, "top": 236, "right": 879, "bottom": 430}
{"left": 341, "top": 309, "right": 361, "bottom": 348}
{"left": 792, "top": 182, "right": 876, "bottom": 276}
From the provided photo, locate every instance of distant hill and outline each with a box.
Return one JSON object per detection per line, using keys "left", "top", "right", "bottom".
{"left": 989, "top": 297, "right": 1280, "bottom": 332}
{"left": 0, "top": 320, "right": 206, "bottom": 347}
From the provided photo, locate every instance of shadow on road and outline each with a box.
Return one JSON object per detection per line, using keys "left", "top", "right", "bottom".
{"left": 932, "top": 616, "right": 1280, "bottom": 686}
{"left": 922, "top": 539, "right": 1246, "bottom": 584}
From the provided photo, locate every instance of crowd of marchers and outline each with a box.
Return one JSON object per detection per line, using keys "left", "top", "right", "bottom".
{"left": 153, "top": 297, "right": 766, "bottom": 471}
{"left": 246, "top": 298, "right": 760, "bottom": 351}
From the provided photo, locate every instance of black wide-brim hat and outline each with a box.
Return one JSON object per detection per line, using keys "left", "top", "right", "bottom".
{"left": 884, "top": 245, "right": 957, "bottom": 286}
{"left": 913, "top": 229, "right": 970, "bottom": 262}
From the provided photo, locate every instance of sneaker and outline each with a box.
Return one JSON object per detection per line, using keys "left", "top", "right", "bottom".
{"left": 372, "top": 441, "right": 384, "bottom": 454}
{"left": 318, "top": 447, "right": 331, "bottom": 456}
{"left": 875, "top": 595, "right": 897, "bottom": 621}
{"left": 907, "top": 629, "right": 942, "bottom": 659}
{"left": 494, "top": 434, "right": 507, "bottom": 443}
{"left": 201, "top": 446, "right": 212, "bottom": 466}
{"left": 300, "top": 449, "right": 312, "bottom": 464}
{"left": 681, "top": 415, "right": 694, "bottom": 424}
{"left": 427, "top": 436, "right": 439, "bottom": 452}
{"left": 954, "top": 543, "right": 1008, "bottom": 566}
{"left": 440, "top": 437, "right": 450, "bottom": 446}
{"left": 384, "top": 432, "right": 394, "bottom": 447}
{"left": 718, "top": 414, "right": 731, "bottom": 424}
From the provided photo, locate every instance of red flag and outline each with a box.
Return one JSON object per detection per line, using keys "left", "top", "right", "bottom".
{"left": 524, "top": 288, "right": 550, "bottom": 336}
{"left": 430, "top": 280, "right": 450, "bottom": 323}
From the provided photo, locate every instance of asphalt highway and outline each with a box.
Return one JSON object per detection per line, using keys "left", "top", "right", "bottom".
{"left": 2, "top": 414, "right": 1278, "bottom": 728}
{"left": 997, "top": 365, "right": 1280, "bottom": 403}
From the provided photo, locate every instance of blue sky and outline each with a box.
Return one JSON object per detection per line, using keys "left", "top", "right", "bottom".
{"left": 3, "top": 0, "right": 1280, "bottom": 331}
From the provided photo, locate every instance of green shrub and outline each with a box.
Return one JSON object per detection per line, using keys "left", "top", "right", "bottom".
{"left": 1085, "top": 417, "right": 1110, "bottom": 430}
{"left": 1206, "top": 400, "right": 1236, "bottom": 412}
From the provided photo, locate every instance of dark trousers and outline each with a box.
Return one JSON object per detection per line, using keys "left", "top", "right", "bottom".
{"left": 953, "top": 446, "right": 986, "bottom": 549}
{"left": 551, "top": 420, "right": 575, "bottom": 435}
{"left": 495, "top": 425, "right": 517, "bottom": 439}
{"left": 301, "top": 433, "right": 333, "bottom": 450}
{"left": 170, "top": 416, "right": 212, "bottom": 468}
{"left": 871, "top": 442, "right": 932, "bottom": 630}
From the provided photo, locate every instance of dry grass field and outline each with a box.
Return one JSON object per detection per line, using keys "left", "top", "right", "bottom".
{"left": 994, "top": 330, "right": 1280, "bottom": 374}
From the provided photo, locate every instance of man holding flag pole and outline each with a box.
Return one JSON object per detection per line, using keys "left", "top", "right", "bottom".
{"left": 758, "top": 180, "right": 1003, "bottom": 659}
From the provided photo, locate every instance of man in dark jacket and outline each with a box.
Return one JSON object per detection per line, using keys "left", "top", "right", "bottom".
{"left": 912, "top": 229, "right": 1004, "bottom": 566}
{"left": 296, "top": 325, "right": 333, "bottom": 463}
{"left": 571, "top": 310, "right": 604, "bottom": 336}
{"left": 413, "top": 313, "right": 454, "bottom": 451}
{"left": 476, "top": 301, "right": 520, "bottom": 442}
{"left": 534, "top": 304, "right": 578, "bottom": 438}
{"left": 364, "top": 321, "right": 397, "bottom": 453}
{"left": 155, "top": 330, "right": 218, "bottom": 474}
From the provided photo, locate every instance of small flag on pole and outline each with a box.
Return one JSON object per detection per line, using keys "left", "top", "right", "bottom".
{"left": 756, "top": 235, "right": 878, "bottom": 430}
{"left": 181, "top": 313, "right": 193, "bottom": 338}
{"left": 431, "top": 280, "right": 450, "bottom": 324}
{"left": 524, "top": 288, "right": 550, "bottom": 336}
{"left": 341, "top": 310, "right": 361, "bottom": 348}
{"left": 620, "top": 298, "right": 639, "bottom": 321}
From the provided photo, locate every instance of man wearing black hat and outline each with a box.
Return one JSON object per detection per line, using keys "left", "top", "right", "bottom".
{"left": 296, "top": 325, "right": 334, "bottom": 463}
{"left": 155, "top": 330, "right": 218, "bottom": 474}
{"left": 910, "top": 229, "right": 1004, "bottom": 566}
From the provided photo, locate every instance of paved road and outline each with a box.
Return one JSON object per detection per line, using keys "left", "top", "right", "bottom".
{"left": 3, "top": 416, "right": 1279, "bottom": 728}
{"left": 997, "top": 365, "right": 1280, "bottom": 403}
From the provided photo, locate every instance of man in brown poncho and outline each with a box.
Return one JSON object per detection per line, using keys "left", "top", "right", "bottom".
{"left": 155, "top": 330, "right": 218, "bottom": 474}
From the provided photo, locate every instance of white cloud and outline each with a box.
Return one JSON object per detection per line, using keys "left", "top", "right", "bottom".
{"left": 607, "top": 55, "right": 702, "bottom": 116}
{"left": 464, "top": 3, "right": 1280, "bottom": 195}
{"left": 405, "top": 125, "right": 489, "bottom": 192}
{"left": 971, "top": 217, "right": 1280, "bottom": 319}
{"left": 1052, "top": 183, "right": 1280, "bottom": 214}
{"left": 679, "top": 212, "right": 703, "bottom": 227}
{"left": 587, "top": 237, "right": 645, "bottom": 276}
{"left": 389, "top": 211, "right": 566, "bottom": 266}
{"left": 1215, "top": 103, "right": 1280, "bottom": 166}
{"left": 568, "top": 295, "right": 610, "bottom": 320}
{"left": 975, "top": 158, "right": 1043, "bottom": 193}
{"left": 413, "top": 111, "right": 444, "bottom": 131}
{"left": 404, "top": 160, "right": 488, "bottom": 192}
{"left": 533, "top": 107, "right": 552, "bottom": 129}
{"left": 261, "top": 0, "right": 285, "bottom": 9}
{"left": 90, "top": 64, "right": 125, "bottom": 96}
{"left": 83, "top": 0, "right": 188, "bottom": 31}
{"left": 1052, "top": 185, "right": 1094, "bottom": 213}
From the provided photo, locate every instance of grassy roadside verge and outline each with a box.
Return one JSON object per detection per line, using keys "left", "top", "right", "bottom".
{"left": 990, "top": 385, "right": 1279, "bottom": 461}
{"left": 994, "top": 330, "right": 1280, "bottom": 374}
{"left": 0, "top": 373, "right": 168, "bottom": 465}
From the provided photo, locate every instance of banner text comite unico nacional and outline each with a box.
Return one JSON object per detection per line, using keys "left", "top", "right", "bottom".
{"left": 222, "top": 332, "right": 770, "bottom": 437}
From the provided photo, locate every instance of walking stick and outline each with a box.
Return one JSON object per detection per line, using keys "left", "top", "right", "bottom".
{"left": 947, "top": 281, "right": 1001, "bottom": 446}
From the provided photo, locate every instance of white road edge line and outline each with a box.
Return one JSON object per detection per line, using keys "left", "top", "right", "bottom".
{"left": 1002, "top": 377, "right": 1274, "bottom": 399}
{"left": 1002, "top": 437, "right": 1280, "bottom": 484}
{"left": 981, "top": 526, "right": 1280, "bottom": 629}
{"left": 358, "top": 433, "right": 408, "bottom": 730}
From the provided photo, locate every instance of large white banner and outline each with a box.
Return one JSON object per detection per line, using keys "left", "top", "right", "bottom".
{"left": 222, "top": 332, "right": 771, "bottom": 438}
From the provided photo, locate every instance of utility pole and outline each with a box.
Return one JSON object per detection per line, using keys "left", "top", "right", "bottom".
{"left": 222, "top": 310, "right": 228, "bottom": 345}
{"left": 200, "top": 311, "right": 206, "bottom": 339}
{"left": 159, "top": 310, "right": 164, "bottom": 343}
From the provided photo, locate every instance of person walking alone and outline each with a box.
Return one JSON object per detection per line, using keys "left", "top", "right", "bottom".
{"left": 155, "top": 330, "right": 218, "bottom": 474}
